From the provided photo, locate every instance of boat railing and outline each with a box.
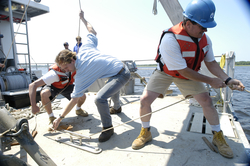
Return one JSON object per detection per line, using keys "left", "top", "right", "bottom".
{"left": 18, "top": 52, "right": 235, "bottom": 115}
{"left": 18, "top": 63, "right": 54, "bottom": 71}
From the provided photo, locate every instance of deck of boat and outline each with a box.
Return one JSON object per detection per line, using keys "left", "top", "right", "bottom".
{"left": 5, "top": 92, "right": 250, "bottom": 166}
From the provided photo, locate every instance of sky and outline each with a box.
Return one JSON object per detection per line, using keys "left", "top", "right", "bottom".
{"left": 25, "top": 0, "right": 250, "bottom": 64}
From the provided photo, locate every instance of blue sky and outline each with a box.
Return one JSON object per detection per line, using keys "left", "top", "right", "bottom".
{"left": 27, "top": 0, "right": 250, "bottom": 63}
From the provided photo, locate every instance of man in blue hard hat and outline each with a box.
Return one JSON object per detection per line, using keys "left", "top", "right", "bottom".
{"left": 131, "top": 0, "right": 245, "bottom": 159}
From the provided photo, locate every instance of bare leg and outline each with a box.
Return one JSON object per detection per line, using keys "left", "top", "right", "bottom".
{"left": 40, "top": 89, "right": 53, "bottom": 115}
{"left": 140, "top": 90, "right": 160, "bottom": 122}
{"left": 132, "top": 90, "right": 159, "bottom": 150}
{"left": 193, "top": 92, "right": 219, "bottom": 125}
{"left": 77, "top": 93, "right": 86, "bottom": 107}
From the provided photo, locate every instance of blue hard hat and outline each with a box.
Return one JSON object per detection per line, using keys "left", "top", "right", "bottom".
{"left": 183, "top": 0, "right": 217, "bottom": 28}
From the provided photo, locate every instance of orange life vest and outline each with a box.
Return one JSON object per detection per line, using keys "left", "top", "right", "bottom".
{"left": 155, "top": 22, "right": 209, "bottom": 79}
{"left": 49, "top": 64, "right": 76, "bottom": 89}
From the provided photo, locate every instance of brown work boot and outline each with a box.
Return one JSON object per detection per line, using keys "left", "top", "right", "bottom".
{"left": 48, "top": 116, "right": 56, "bottom": 131}
{"left": 132, "top": 127, "right": 152, "bottom": 150}
{"left": 212, "top": 130, "right": 234, "bottom": 158}
{"left": 99, "top": 126, "right": 114, "bottom": 142}
{"left": 76, "top": 108, "right": 88, "bottom": 117}
{"left": 110, "top": 107, "right": 122, "bottom": 114}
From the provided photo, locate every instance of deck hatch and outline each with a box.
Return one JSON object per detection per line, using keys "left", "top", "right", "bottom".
{"left": 187, "top": 112, "right": 237, "bottom": 138}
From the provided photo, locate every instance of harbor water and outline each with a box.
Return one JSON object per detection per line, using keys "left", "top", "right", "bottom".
{"left": 35, "top": 65, "right": 250, "bottom": 142}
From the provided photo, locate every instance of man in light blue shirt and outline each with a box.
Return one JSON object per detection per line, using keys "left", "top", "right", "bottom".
{"left": 53, "top": 10, "right": 130, "bottom": 142}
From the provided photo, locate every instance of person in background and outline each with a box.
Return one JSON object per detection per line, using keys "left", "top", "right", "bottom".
{"left": 64, "top": 42, "right": 71, "bottom": 51}
{"left": 29, "top": 63, "right": 88, "bottom": 131}
{"left": 73, "top": 36, "right": 82, "bottom": 54}
{"left": 52, "top": 10, "right": 130, "bottom": 143}
{"left": 131, "top": 0, "right": 245, "bottom": 159}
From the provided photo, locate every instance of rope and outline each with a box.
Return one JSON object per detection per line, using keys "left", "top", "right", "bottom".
{"left": 77, "top": 0, "right": 82, "bottom": 54}
{"left": 245, "top": 89, "right": 250, "bottom": 93}
{"left": 89, "top": 85, "right": 247, "bottom": 137}
{"left": 89, "top": 95, "right": 192, "bottom": 137}
{"left": 1, "top": 0, "right": 31, "bottom": 72}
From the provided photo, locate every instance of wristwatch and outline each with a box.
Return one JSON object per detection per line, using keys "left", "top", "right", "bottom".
{"left": 225, "top": 77, "right": 232, "bottom": 85}
{"left": 59, "top": 114, "right": 65, "bottom": 119}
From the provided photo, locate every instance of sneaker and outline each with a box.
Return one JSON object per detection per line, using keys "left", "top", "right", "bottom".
{"left": 212, "top": 130, "right": 234, "bottom": 158}
{"left": 48, "top": 116, "right": 56, "bottom": 131}
{"left": 132, "top": 127, "right": 152, "bottom": 150}
{"left": 76, "top": 108, "right": 88, "bottom": 117}
{"left": 110, "top": 107, "right": 122, "bottom": 114}
{"left": 98, "top": 126, "right": 114, "bottom": 142}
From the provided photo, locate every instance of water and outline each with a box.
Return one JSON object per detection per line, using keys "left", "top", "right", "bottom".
{"left": 135, "top": 66, "right": 250, "bottom": 142}
{"left": 232, "top": 66, "right": 250, "bottom": 142}
{"left": 35, "top": 65, "right": 250, "bottom": 142}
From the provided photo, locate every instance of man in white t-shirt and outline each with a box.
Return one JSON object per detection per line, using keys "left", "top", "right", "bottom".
{"left": 29, "top": 63, "right": 88, "bottom": 131}
{"left": 131, "top": 0, "right": 245, "bottom": 159}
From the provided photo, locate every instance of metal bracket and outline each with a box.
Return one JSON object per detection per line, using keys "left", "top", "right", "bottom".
{"left": 55, "top": 136, "right": 102, "bottom": 154}
{"left": 0, "top": 137, "right": 13, "bottom": 153}
{"left": 48, "top": 129, "right": 102, "bottom": 154}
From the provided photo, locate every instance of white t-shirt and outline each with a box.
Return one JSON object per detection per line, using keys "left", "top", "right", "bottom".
{"left": 40, "top": 70, "right": 60, "bottom": 85}
{"left": 157, "top": 33, "right": 215, "bottom": 71}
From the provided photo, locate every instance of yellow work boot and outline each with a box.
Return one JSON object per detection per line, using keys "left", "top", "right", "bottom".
{"left": 76, "top": 108, "right": 88, "bottom": 117}
{"left": 212, "top": 130, "right": 233, "bottom": 158}
{"left": 132, "top": 127, "right": 152, "bottom": 150}
{"left": 48, "top": 116, "right": 56, "bottom": 131}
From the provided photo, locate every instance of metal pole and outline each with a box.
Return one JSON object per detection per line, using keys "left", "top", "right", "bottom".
{"left": 8, "top": 0, "right": 17, "bottom": 67}
{"left": 223, "top": 52, "right": 229, "bottom": 113}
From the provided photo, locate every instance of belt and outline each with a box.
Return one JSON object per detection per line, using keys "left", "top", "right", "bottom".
{"left": 118, "top": 67, "right": 124, "bottom": 75}
{"left": 118, "top": 64, "right": 125, "bottom": 75}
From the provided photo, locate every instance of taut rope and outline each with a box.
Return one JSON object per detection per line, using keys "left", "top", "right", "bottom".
{"left": 89, "top": 85, "right": 249, "bottom": 138}
{"left": 89, "top": 95, "right": 192, "bottom": 137}
{"left": 77, "top": 0, "right": 82, "bottom": 54}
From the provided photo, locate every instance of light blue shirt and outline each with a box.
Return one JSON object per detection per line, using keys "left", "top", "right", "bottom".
{"left": 71, "top": 33, "right": 123, "bottom": 98}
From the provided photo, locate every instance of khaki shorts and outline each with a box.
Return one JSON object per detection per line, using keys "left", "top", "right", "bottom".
{"left": 146, "top": 70, "right": 208, "bottom": 98}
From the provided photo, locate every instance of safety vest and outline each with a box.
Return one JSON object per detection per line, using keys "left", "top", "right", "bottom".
{"left": 155, "top": 22, "right": 209, "bottom": 79}
{"left": 49, "top": 64, "right": 76, "bottom": 89}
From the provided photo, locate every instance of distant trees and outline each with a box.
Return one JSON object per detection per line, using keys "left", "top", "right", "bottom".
{"left": 136, "top": 61, "right": 250, "bottom": 67}
{"left": 235, "top": 61, "right": 250, "bottom": 65}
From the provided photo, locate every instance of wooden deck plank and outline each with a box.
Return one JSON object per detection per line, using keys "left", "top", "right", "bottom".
{"left": 205, "top": 120, "right": 213, "bottom": 134}
{"left": 190, "top": 113, "right": 203, "bottom": 133}
{"left": 189, "top": 112, "right": 235, "bottom": 137}
{"left": 219, "top": 114, "right": 235, "bottom": 137}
